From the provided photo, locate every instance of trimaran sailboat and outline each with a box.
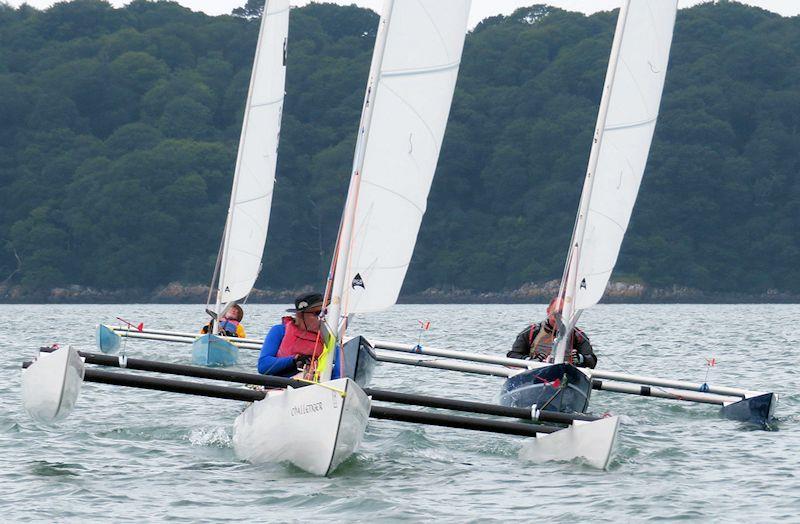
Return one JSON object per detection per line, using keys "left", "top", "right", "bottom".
{"left": 369, "top": 0, "right": 774, "bottom": 427}
{"left": 235, "top": 0, "right": 475, "bottom": 475}
{"left": 194, "top": 0, "right": 289, "bottom": 367}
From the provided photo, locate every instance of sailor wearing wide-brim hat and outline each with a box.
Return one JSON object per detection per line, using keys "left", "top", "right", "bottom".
{"left": 257, "top": 292, "right": 341, "bottom": 378}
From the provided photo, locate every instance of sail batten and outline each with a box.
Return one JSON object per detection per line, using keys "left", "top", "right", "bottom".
{"left": 215, "top": 0, "right": 289, "bottom": 308}
{"left": 382, "top": 60, "right": 462, "bottom": 77}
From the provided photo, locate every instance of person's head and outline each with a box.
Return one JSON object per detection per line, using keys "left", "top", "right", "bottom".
{"left": 543, "top": 297, "right": 563, "bottom": 334}
{"left": 226, "top": 304, "right": 244, "bottom": 322}
{"left": 287, "top": 292, "right": 323, "bottom": 332}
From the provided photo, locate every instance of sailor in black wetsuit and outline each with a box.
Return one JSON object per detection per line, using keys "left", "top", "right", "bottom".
{"left": 507, "top": 315, "right": 597, "bottom": 368}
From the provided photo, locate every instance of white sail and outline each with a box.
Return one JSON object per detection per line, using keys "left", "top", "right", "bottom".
{"left": 216, "top": 0, "right": 289, "bottom": 308}
{"left": 567, "top": 0, "right": 678, "bottom": 314}
{"left": 336, "top": 0, "right": 471, "bottom": 315}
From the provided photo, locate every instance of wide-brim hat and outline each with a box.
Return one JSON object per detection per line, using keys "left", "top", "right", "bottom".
{"left": 286, "top": 292, "right": 324, "bottom": 313}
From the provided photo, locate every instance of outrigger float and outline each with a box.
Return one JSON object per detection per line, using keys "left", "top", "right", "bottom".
{"left": 95, "top": 325, "right": 779, "bottom": 429}
{"left": 21, "top": 345, "right": 620, "bottom": 473}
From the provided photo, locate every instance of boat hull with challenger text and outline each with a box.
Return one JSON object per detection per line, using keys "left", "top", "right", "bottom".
{"left": 232, "top": 378, "right": 371, "bottom": 475}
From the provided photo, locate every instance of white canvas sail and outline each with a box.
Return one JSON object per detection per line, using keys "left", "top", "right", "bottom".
{"left": 562, "top": 0, "right": 677, "bottom": 316}
{"left": 335, "top": 0, "right": 471, "bottom": 315}
{"left": 216, "top": 0, "right": 289, "bottom": 309}
{"left": 552, "top": 0, "right": 677, "bottom": 363}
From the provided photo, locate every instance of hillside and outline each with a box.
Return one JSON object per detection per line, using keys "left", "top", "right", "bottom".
{"left": 1, "top": 0, "right": 798, "bottom": 301}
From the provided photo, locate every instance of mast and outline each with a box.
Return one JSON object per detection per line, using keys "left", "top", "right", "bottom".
{"left": 319, "top": 0, "right": 395, "bottom": 381}
{"left": 552, "top": 0, "right": 631, "bottom": 364}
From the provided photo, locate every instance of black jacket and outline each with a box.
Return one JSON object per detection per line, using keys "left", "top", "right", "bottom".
{"left": 507, "top": 323, "right": 597, "bottom": 368}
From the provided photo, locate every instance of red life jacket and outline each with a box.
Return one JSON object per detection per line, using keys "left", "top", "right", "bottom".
{"left": 276, "top": 316, "right": 322, "bottom": 358}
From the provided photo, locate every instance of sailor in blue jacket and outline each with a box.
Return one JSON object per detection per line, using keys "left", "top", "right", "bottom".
{"left": 258, "top": 292, "right": 342, "bottom": 378}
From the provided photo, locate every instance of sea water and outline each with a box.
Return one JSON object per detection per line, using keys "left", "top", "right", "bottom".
{"left": 0, "top": 304, "right": 797, "bottom": 522}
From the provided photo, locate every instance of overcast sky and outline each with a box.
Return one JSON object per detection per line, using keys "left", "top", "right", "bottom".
{"left": 5, "top": 0, "right": 800, "bottom": 27}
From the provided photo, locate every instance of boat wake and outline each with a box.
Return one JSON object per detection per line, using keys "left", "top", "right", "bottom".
{"left": 187, "top": 426, "right": 232, "bottom": 448}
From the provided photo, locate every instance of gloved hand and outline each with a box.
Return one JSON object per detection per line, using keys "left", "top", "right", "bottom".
{"left": 532, "top": 352, "right": 547, "bottom": 362}
{"left": 295, "top": 354, "right": 311, "bottom": 370}
{"left": 569, "top": 349, "right": 584, "bottom": 364}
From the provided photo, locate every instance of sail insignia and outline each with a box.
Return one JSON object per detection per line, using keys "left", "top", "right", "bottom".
{"left": 352, "top": 273, "right": 365, "bottom": 289}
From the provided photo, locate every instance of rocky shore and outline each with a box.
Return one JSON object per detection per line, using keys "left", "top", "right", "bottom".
{"left": 1, "top": 280, "right": 797, "bottom": 304}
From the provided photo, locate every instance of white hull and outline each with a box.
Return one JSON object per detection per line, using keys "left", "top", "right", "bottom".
{"left": 519, "top": 415, "right": 619, "bottom": 470}
{"left": 22, "top": 346, "right": 85, "bottom": 423}
{"left": 232, "top": 378, "right": 371, "bottom": 476}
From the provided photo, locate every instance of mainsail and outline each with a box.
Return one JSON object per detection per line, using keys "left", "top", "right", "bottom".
{"left": 334, "top": 0, "right": 471, "bottom": 316}
{"left": 318, "top": 0, "right": 471, "bottom": 379}
{"left": 555, "top": 0, "right": 678, "bottom": 360}
{"left": 214, "top": 0, "right": 289, "bottom": 312}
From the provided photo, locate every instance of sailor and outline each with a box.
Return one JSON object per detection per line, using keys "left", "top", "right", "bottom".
{"left": 507, "top": 305, "right": 597, "bottom": 368}
{"left": 200, "top": 304, "right": 246, "bottom": 338}
{"left": 257, "top": 292, "right": 341, "bottom": 378}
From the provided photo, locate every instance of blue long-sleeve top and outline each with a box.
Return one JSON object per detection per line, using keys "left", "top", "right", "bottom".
{"left": 257, "top": 323, "right": 341, "bottom": 378}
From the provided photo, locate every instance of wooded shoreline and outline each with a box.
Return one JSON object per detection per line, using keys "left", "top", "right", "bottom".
{"left": 2, "top": 2, "right": 799, "bottom": 299}
{"left": 2, "top": 281, "right": 797, "bottom": 304}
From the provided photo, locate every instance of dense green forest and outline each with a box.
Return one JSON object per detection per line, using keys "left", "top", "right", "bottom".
{"left": 0, "top": 0, "right": 798, "bottom": 299}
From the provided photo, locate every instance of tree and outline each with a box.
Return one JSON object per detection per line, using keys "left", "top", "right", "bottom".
{"left": 232, "top": 0, "right": 263, "bottom": 20}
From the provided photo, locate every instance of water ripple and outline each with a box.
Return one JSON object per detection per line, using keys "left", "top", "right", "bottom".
{"left": 1, "top": 304, "right": 798, "bottom": 521}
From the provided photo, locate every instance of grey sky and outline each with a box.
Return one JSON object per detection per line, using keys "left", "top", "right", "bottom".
{"left": 6, "top": 0, "right": 799, "bottom": 27}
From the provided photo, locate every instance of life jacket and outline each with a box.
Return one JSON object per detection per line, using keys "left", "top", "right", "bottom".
{"left": 219, "top": 319, "right": 241, "bottom": 338}
{"left": 202, "top": 320, "right": 240, "bottom": 338}
{"left": 529, "top": 323, "right": 556, "bottom": 357}
{"left": 529, "top": 323, "right": 587, "bottom": 358}
{"left": 276, "top": 316, "right": 322, "bottom": 358}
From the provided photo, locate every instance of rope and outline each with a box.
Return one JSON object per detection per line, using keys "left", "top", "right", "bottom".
{"left": 294, "top": 378, "right": 347, "bottom": 397}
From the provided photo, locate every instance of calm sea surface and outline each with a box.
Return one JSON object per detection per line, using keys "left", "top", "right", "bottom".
{"left": 1, "top": 304, "right": 798, "bottom": 522}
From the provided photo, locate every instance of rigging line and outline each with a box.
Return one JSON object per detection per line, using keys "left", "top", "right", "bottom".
{"left": 206, "top": 221, "right": 227, "bottom": 309}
